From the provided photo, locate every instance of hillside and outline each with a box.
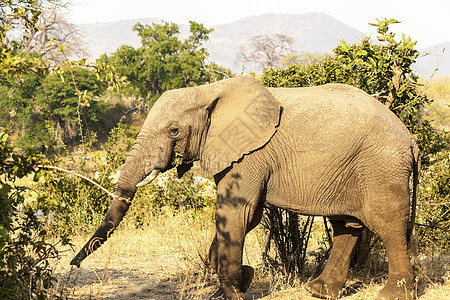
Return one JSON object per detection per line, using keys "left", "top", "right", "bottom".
{"left": 77, "top": 13, "right": 364, "bottom": 69}
{"left": 414, "top": 42, "right": 450, "bottom": 79}
{"left": 77, "top": 18, "right": 160, "bottom": 59}
{"left": 76, "top": 13, "right": 449, "bottom": 76}
{"left": 205, "top": 13, "right": 364, "bottom": 72}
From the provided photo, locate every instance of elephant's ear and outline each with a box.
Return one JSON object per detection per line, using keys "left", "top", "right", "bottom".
{"left": 198, "top": 77, "right": 281, "bottom": 177}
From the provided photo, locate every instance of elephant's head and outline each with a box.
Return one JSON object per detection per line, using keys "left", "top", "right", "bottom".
{"left": 70, "top": 77, "right": 281, "bottom": 267}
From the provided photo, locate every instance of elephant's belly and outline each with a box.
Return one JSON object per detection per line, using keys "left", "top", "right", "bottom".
{"left": 265, "top": 173, "right": 362, "bottom": 218}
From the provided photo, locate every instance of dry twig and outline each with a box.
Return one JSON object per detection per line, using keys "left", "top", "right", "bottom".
{"left": 37, "top": 164, "right": 115, "bottom": 198}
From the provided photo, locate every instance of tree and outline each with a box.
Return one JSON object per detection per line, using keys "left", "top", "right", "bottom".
{"left": 238, "top": 33, "right": 294, "bottom": 71}
{"left": 22, "top": 3, "right": 88, "bottom": 64}
{"left": 0, "top": 66, "right": 41, "bottom": 138}
{"left": 34, "top": 66, "right": 112, "bottom": 145}
{"left": 0, "top": 2, "right": 71, "bottom": 297}
{"left": 0, "top": 0, "right": 49, "bottom": 77}
{"left": 100, "top": 21, "right": 232, "bottom": 106}
{"left": 1, "top": 0, "right": 84, "bottom": 73}
{"left": 1, "top": 0, "right": 96, "bottom": 148}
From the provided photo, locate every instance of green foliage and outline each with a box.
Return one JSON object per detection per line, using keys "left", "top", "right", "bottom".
{"left": 35, "top": 66, "right": 108, "bottom": 143}
{"left": 261, "top": 59, "right": 347, "bottom": 87}
{"left": 417, "top": 150, "right": 450, "bottom": 252}
{"left": 0, "top": 133, "right": 68, "bottom": 299}
{"left": 1, "top": 64, "right": 127, "bottom": 149}
{"left": 0, "top": 133, "right": 42, "bottom": 234}
{"left": 128, "top": 169, "right": 216, "bottom": 228}
{"left": 0, "top": 0, "right": 49, "bottom": 77}
{"left": 0, "top": 67, "right": 41, "bottom": 132}
{"left": 37, "top": 125, "right": 129, "bottom": 236}
{"left": 100, "top": 20, "right": 233, "bottom": 107}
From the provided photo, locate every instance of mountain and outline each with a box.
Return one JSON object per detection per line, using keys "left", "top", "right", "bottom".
{"left": 414, "top": 42, "right": 450, "bottom": 79}
{"left": 77, "top": 18, "right": 160, "bottom": 60}
{"left": 77, "top": 13, "right": 364, "bottom": 70}
{"left": 205, "top": 13, "right": 364, "bottom": 71}
{"left": 76, "top": 13, "right": 449, "bottom": 77}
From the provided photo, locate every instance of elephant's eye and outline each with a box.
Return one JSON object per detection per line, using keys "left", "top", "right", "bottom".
{"left": 169, "top": 126, "right": 179, "bottom": 137}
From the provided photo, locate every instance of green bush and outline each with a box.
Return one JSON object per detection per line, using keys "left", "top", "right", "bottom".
{"left": 0, "top": 133, "right": 69, "bottom": 299}
{"left": 417, "top": 150, "right": 450, "bottom": 252}
{"left": 36, "top": 126, "right": 129, "bottom": 236}
{"left": 127, "top": 169, "right": 216, "bottom": 228}
{"left": 1, "top": 64, "right": 128, "bottom": 150}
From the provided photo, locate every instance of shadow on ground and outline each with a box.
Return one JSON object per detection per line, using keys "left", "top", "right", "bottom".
{"left": 60, "top": 267, "right": 269, "bottom": 299}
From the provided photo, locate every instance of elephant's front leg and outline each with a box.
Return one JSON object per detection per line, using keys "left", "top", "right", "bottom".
{"left": 212, "top": 170, "right": 264, "bottom": 299}
{"left": 209, "top": 200, "right": 264, "bottom": 271}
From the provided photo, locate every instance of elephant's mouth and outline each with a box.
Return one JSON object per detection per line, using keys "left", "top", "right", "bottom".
{"left": 136, "top": 169, "right": 161, "bottom": 188}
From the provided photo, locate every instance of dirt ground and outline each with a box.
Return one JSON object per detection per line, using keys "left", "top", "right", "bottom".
{"left": 53, "top": 214, "right": 450, "bottom": 300}
{"left": 54, "top": 223, "right": 271, "bottom": 299}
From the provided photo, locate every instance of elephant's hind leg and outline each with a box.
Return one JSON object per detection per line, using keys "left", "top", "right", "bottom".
{"left": 365, "top": 184, "right": 416, "bottom": 299}
{"left": 377, "top": 238, "right": 415, "bottom": 300}
{"left": 375, "top": 224, "right": 416, "bottom": 299}
{"left": 306, "top": 220, "right": 363, "bottom": 299}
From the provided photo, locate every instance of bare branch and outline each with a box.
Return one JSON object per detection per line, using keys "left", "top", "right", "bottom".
{"left": 385, "top": 61, "right": 402, "bottom": 108}
{"left": 22, "top": 2, "right": 89, "bottom": 64}
{"left": 238, "top": 33, "right": 295, "bottom": 71}
{"left": 37, "top": 164, "right": 115, "bottom": 198}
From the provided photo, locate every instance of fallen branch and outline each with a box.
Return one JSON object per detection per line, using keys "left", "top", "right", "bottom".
{"left": 37, "top": 164, "right": 115, "bottom": 198}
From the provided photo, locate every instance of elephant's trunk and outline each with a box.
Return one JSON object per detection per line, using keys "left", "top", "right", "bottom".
{"left": 70, "top": 142, "right": 161, "bottom": 267}
{"left": 70, "top": 195, "right": 130, "bottom": 267}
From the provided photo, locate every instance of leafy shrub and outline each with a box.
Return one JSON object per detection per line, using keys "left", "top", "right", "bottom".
{"left": 417, "top": 150, "right": 450, "bottom": 252}
{"left": 127, "top": 169, "right": 216, "bottom": 228}
{"left": 0, "top": 133, "right": 68, "bottom": 299}
{"left": 36, "top": 126, "right": 129, "bottom": 236}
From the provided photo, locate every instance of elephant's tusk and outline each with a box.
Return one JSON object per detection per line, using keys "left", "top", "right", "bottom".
{"left": 136, "top": 169, "right": 161, "bottom": 187}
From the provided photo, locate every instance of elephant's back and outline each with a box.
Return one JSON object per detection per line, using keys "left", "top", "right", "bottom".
{"left": 267, "top": 84, "right": 413, "bottom": 144}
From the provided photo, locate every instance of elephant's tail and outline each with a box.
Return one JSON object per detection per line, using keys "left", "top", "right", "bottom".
{"left": 408, "top": 144, "right": 420, "bottom": 261}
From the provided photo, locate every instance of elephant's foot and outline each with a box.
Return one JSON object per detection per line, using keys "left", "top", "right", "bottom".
{"left": 210, "top": 286, "right": 245, "bottom": 300}
{"left": 239, "top": 265, "right": 254, "bottom": 292}
{"left": 211, "top": 266, "right": 253, "bottom": 299}
{"left": 378, "top": 280, "right": 416, "bottom": 300}
{"left": 305, "top": 276, "right": 344, "bottom": 299}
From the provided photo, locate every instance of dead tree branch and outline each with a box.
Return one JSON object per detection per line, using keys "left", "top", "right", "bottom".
{"left": 37, "top": 164, "right": 115, "bottom": 198}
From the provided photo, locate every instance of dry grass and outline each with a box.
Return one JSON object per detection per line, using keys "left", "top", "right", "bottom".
{"left": 52, "top": 209, "right": 450, "bottom": 299}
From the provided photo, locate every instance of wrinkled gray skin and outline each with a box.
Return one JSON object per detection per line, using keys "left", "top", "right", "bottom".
{"left": 71, "top": 77, "right": 420, "bottom": 300}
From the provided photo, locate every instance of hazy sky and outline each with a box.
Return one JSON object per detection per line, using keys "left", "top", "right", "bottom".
{"left": 68, "top": 0, "right": 449, "bottom": 48}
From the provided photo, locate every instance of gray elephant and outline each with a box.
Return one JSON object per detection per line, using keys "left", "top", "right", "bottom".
{"left": 71, "top": 77, "right": 420, "bottom": 300}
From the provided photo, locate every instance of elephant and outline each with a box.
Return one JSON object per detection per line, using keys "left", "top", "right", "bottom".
{"left": 70, "top": 77, "right": 420, "bottom": 300}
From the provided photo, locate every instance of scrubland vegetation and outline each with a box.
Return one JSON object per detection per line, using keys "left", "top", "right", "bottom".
{"left": 1, "top": 1, "right": 449, "bottom": 299}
